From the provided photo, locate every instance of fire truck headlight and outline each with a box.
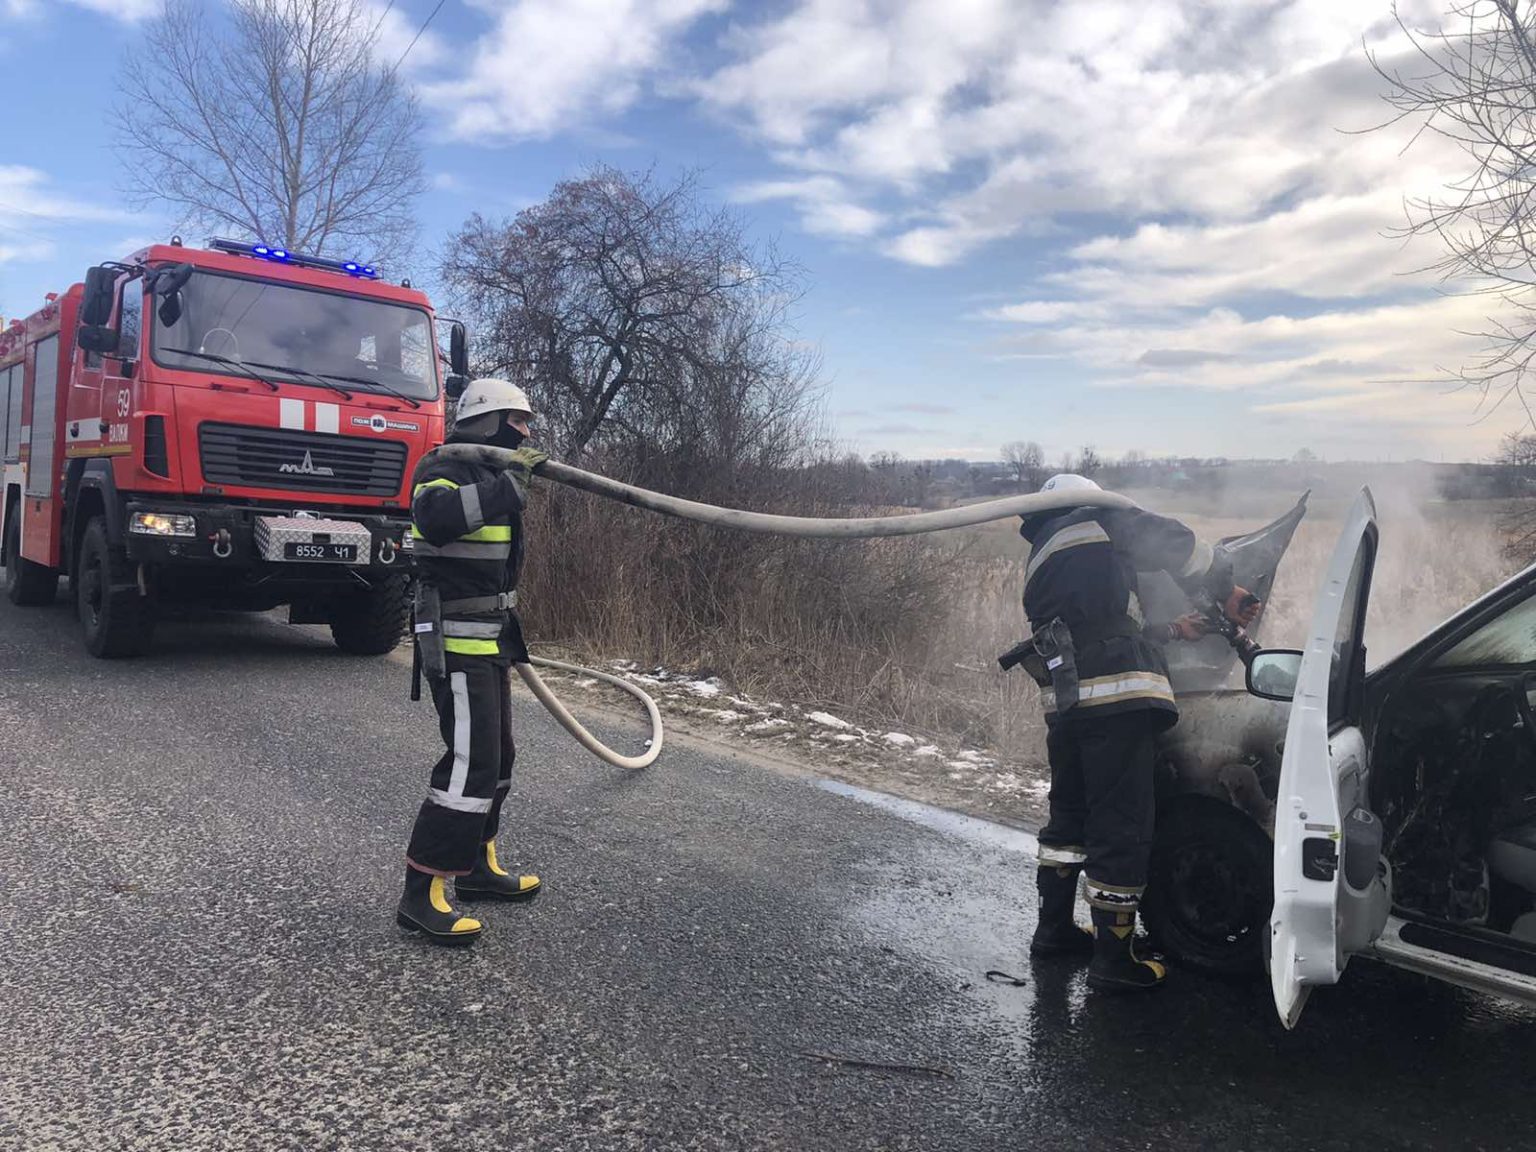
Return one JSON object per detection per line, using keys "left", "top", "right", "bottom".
{"left": 130, "top": 512, "right": 197, "bottom": 538}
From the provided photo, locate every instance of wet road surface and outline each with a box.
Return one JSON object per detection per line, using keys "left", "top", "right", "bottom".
{"left": 1, "top": 597, "right": 1532, "bottom": 1151}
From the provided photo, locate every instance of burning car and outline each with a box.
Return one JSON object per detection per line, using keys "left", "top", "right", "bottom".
{"left": 1138, "top": 490, "right": 1536, "bottom": 1027}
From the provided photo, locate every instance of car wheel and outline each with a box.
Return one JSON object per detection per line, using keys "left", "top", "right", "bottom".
{"left": 1142, "top": 793, "right": 1273, "bottom": 978}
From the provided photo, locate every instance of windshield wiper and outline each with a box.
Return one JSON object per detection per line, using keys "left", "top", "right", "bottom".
{"left": 242, "top": 360, "right": 354, "bottom": 401}
{"left": 161, "top": 347, "right": 280, "bottom": 392}
{"left": 306, "top": 370, "right": 423, "bottom": 409}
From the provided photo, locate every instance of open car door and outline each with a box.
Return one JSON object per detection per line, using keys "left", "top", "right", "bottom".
{"left": 1269, "top": 489, "right": 1392, "bottom": 1028}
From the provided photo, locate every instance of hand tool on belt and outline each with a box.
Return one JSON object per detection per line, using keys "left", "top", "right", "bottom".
{"left": 998, "top": 615, "right": 1139, "bottom": 712}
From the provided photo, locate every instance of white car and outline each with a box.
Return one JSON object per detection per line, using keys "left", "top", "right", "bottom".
{"left": 1240, "top": 490, "right": 1536, "bottom": 1027}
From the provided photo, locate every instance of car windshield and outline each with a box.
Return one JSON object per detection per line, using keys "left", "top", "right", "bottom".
{"left": 151, "top": 269, "right": 438, "bottom": 400}
{"left": 1432, "top": 589, "right": 1536, "bottom": 668}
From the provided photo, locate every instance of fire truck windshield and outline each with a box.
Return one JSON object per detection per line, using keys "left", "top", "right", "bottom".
{"left": 150, "top": 269, "right": 439, "bottom": 400}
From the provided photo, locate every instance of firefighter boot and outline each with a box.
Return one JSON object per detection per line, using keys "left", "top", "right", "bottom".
{"left": 1030, "top": 865, "right": 1094, "bottom": 957}
{"left": 1087, "top": 906, "right": 1166, "bottom": 993}
{"left": 455, "top": 842, "right": 542, "bottom": 903}
{"left": 397, "top": 867, "right": 483, "bottom": 945}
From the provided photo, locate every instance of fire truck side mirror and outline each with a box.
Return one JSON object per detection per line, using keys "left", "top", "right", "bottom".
{"left": 78, "top": 266, "right": 121, "bottom": 355}
{"left": 449, "top": 321, "right": 469, "bottom": 377}
{"left": 150, "top": 262, "right": 194, "bottom": 328}
{"left": 80, "top": 266, "right": 116, "bottom": 327}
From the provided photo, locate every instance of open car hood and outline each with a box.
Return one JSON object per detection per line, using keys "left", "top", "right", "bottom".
{"left": 1137, "top": 493, "right": 1310, "bottom": 694}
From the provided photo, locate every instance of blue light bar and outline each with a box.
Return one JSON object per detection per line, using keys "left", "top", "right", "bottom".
{"left": 206, "top": 237, "right": 381, "bottom": 279}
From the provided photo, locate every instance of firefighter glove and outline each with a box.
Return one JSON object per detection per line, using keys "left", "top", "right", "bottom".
{"left": 503, "top": 445, "right": 549, "bottom": 479}
{"left": 1224, "top": 586, "right": 1262, "bottom": 627}
{"left": 1170, "top": 612, "right": 1211, "bottom": 642}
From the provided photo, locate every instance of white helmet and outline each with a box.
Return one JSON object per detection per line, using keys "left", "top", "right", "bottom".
{"left": 454, "top": 377, "right": 534, "bottom": 424}
{"left": 1040, "top": 473, "right": 1101, "bottom": 494}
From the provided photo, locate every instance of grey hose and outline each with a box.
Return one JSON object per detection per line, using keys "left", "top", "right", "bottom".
{"left": 421, "top": 443, "right": 1132, "bottom": 770}
{"left": 536, "top": 458, "right": 1137, "bottom": 535}
{"left": 517, "top": 657, "right": 663, "bottom": 770}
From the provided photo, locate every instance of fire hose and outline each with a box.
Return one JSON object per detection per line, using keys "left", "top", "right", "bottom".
{"left": 417, "top": 443, "right": 1143, "bottom": 771}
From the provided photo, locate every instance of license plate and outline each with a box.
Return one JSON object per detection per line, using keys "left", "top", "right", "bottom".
{"left": 284, "top": 542, "right": 359, "bottom": 562}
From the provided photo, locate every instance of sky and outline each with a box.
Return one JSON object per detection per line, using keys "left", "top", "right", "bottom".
{"left": 0, "top": 0, "right": 1526, "bottom": 465}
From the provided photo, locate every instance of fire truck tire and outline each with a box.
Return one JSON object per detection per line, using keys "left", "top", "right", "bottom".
{"left": 329, "top": 573, "right": 409, "bottom": 655}
{"left": 4, "top": 505, "right": 59, "bottom": 607}
{"left": 76, "top": 518, "right": 154, "bottom": 658}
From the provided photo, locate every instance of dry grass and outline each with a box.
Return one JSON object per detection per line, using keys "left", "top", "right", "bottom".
{"left": 518, "top": 478, "right": 1523, "bottom": 770}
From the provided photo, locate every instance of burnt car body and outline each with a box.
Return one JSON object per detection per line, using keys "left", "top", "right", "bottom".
{"left": 1137, "top": 490, "right": 1536, "bottom": 1027}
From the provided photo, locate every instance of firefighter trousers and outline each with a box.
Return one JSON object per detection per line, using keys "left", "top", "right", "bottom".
{"left": 1038, "top": 709, "right": 1160, "bottom": 914}
{"left": 406, "top": 654, "right": 517, "bottom": 876}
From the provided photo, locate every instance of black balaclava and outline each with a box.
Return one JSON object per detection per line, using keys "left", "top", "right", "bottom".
{"left": 488, "top": 417, "right": 527, "bottom": 451}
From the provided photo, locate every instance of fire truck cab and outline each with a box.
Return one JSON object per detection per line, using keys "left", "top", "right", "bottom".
{"left": 0, "top": 237, "right": 465, "bottom": 658}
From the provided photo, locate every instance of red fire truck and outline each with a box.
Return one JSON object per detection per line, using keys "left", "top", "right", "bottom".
{"left": 0, "top": 237, "right": 468, "bottom": 657}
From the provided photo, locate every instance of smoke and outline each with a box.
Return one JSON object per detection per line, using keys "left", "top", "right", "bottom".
{"left": 1252, "top": 464, "right": 1515, "bottom": 667}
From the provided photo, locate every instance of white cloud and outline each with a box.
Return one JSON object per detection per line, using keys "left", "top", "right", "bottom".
{"left": 3, "top": 0, "right": 158, "bottom": 19}
{"left": 733, "top": 176, "right": 885, "bottom": 237}
{"left": 424, "top": 0, "right": 725, "bottom": 141}
{"left": 367, "top": 0, "right": 449, "bottom": 72}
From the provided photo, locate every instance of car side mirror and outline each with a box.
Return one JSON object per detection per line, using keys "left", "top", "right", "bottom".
{"left": 1246, "top": 649, "right": 1303, "bottom": 702}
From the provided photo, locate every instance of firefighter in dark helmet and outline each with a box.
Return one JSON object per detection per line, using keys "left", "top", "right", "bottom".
{"left": 396, "top": 377, "right": 547, "bottom": 945}
{"left": 1016, "top": 474, "right": 1260, "bottom": 992}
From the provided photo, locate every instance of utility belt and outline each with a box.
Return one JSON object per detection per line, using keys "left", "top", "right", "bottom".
{"left": 997, "top": 615, "right": 1138, "bottom": 713}
{"left": 410, "top": 585, "right": 522, "bottom": 698}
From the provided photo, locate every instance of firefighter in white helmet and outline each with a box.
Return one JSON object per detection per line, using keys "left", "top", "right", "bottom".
{"left": 1013, "top": 473, "right": 1261, "bottom": 991}
{"left": 396, "top": 377, "right": 548, "bottom": 945}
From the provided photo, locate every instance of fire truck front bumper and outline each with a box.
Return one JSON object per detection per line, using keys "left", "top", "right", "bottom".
{"left": 122, "top": 502, "right": 415, "bottom": 572}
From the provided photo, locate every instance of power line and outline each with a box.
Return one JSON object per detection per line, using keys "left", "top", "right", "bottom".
{"left": 394, "top": 0, "right": 446, "bottom": 72}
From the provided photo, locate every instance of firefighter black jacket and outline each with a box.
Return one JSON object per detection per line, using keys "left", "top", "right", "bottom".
{"left": 1021, "top": 506, "right": 1234, "bottom": 729}
{"left": 410, "top": 443, "right": 528, "bottom": 662}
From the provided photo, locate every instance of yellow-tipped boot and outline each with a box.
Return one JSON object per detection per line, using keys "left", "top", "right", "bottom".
{"left": 455, "top": 842, "right": 542, "bottom": 904}
{"left": 1086, "top": 907, "right": 1166, "bottom": 993}
{"left": 397, "top": 868, "right": 483, "bottom": 945}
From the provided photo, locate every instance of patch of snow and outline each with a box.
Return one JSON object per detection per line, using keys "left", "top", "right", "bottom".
{"left": 807, "top": 711, "right": 853, "bottom": 730}
{"left": 831, "top": 733, "right": 861, "bottom": 744}
{"left": 912, "top": 745, "right": 942, "bottom": 758}
{"left": 686, "top": 678, "right": 724, "bottom": 698}
{"left": 705, "top": 709, "right": 745, "bottom": 723}
{"left": 955, "top": 750, "right": 992, "bottom": 765}
{"left": 745, "top": 718, "right": 791, "bottom": 734}
{"left": 609, "top": 660, "right": 637, "bottom": 672}
{"left": 946, "top": 760, "right": 974, "bottom": 771}
{"left": 574, "top": 678, "right": 599, "bottom": 689}
{"left": 882, "top": 732, "right": 916, "bottom": 748}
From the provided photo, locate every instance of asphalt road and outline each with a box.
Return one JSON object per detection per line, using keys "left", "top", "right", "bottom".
{"left": 2, "top": 595, "right": 1534, "bottom": 1152}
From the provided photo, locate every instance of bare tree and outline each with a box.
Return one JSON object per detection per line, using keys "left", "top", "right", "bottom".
{"left": 441, "top": 166, "right": 813, "bottom": 462}
{"left": 1374, "top": 1, "right": 1536, "bottom": 424}
{"left": 1000, "top": 440, "right": 1045, "bottom": 489}
{"left": 1490, "top": 430, "right": 1536, "bottom": 557}
{"left": 1077, "top": 446, "right": 1103, "bottom": 478}
{"left": 116, "top": 0, "right": 424, "bottom": 261}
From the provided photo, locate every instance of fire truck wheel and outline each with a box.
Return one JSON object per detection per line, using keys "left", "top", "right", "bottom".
{"left": 329, "top": 573, "right": 410, "bottom": 655}
{"left": 76, "top": 518, "right": 155, "bottom": 658}
{"left": 4, "top": 503, "right": 59, "bottom": 607}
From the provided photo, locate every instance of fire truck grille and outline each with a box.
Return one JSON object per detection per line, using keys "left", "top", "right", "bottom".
{"left": 199, "top": 423, "right": 407, "bottom": 498}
